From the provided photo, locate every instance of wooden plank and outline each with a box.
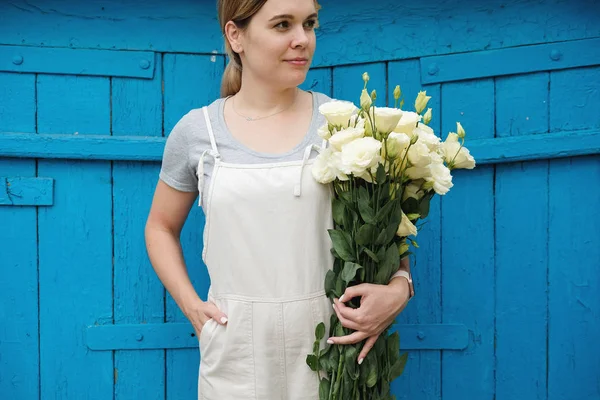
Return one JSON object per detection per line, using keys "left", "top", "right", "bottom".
{"left": 550, "top": 66, "right": 600, "bottom": 132}
{"left": 441, "top": 79, "right": 495, "bottom": 399}
{"left": 2, "top": 128, "right": 599, "bottom": 163}
{"left": 112, "top": 52, "right": 164, "bottom": 400}
{"left": 0, "top": 72, "right": 39, "bottom": 400}
{"left": 0, "top": 0, "right": 222, "bottom": 56}
{"left": 388, "top": 59, "right": 443, "bottom": 400}
{"left": 0, "top": 177, "right": 54, "bottom": 206}
{"left": 333, "top": 62, "right": 386, "bottom": 105}
{"left": 548, "top": 66, "right": 600, "bottom": 400}
{"left": 421, "top": 38, "right": 600, "bottom": 84}
{"left": 495, "top": 72, "right": 549, "bottom": 400}
{"left": 85, "top": 323, "right": 468, "bottom": 351}
{"left": 36, "top": 74, "right": 113, "bottom": 399}
{"left": 1, "top": 0, "right": 599, "bottom": 68}
{"left": 162, "top": 53, "right": 224, "bottom": 400}
{"left": 0, "top": 45, "right": 155, "bottom": 78}
{"left": 301, "top": 67, "right": 332, "bottom": 96}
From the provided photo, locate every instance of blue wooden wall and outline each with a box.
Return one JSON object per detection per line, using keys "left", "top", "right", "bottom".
{"left": 1, "top": 1, "right": 599, "bottom": 399}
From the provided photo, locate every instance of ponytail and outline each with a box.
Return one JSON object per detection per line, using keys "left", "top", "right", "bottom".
{"left": 220, "top": 60, "right": 242, "bottom": 98}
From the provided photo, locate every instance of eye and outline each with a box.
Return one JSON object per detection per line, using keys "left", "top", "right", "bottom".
{"left": 304, "top": 19, "right": 319, "bottom": 29}
{"left": 274, "top": 20, "right": 290, "bottom": 29}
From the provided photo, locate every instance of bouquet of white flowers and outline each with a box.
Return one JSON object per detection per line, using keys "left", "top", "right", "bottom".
{"left": 306, "top": 73, "right": 476, "bottom": 399}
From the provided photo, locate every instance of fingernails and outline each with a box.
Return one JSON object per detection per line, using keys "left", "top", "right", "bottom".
{"left": 339, "top": 295, "right": 345, "bottom": 302}
{"left": 220, "top": 317, "right": 228, "bottom": 324}
{"left": 327, "top": 339, "right": 334, "bottom": 344}
{"left": 332, "top": 303, "right": 337, "bottom": 310}
{"left": 358, "top": 358, "right": 364, "bottom": 365}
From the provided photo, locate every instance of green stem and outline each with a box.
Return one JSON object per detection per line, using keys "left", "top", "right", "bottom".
{"left": 332, "top": 345, "right": 345, "bottom": 400}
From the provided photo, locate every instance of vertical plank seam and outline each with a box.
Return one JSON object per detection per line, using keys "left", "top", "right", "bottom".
{"left": 161, "top": 52, "right": 168, "bottom": 400}
{"left": 492, "top": 77, "right": 498, "bottom": 400}
{"left": 439, "top": 81, "right": 444, "bottom": 400}
{"left": 545, "top": 71, "right": 551, "bottom": 400}
{"left": 35, "top": 72, "right": 41, "bottom": 400}
{"left": 110, "top": 76, "right": 116, "bottom": 400}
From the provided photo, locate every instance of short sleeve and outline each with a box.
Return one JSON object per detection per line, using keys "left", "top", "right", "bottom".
{"left": 159, "top": 113, "right": 198, "bottom": 192}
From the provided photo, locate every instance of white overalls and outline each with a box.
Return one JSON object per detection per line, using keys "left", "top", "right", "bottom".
{"left": 196, "top": 107, "right": 334, "bottom": 399}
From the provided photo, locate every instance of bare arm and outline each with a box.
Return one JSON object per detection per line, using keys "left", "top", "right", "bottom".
{"left": 145, "top": 180, "right": 228, "bottom": 335}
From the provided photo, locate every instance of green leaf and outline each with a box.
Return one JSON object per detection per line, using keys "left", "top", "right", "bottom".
{"left": 324, "top": 270, "right": 336, "bottom": 297}
{"left": 418, "top": 196, "right": 431, "bottom": 218}
{"left": 315, "top": 322, "right": 326, "bottom": 341}
{"left": 375, "top": 243, "right": 400, "bottom": 284}
{"left": 401, "top": 197, "right": 420, "bottom": 214}
{"left": 319, "top": 378, "right": 331, "bottom": 400}
{"left": 358, "top": 187, "right": 376, "bottom": 224}
{"left": 328, "top": 229, "right": 356, "bottom": 262}
{"left": 306, "top": 354, "right": 318, "bottom": 371}
{"left": 332, "top": 199, "right": 346, "bottom": 227}
{"left": 341, "top": 262, "right": 363, "bottom": 284}
{"left": 356, "top": 223, "right": 376, "bottom": 246}
{"left": 376, "top": 200, "right": 395, "bottom": 223}
{"left": 363, "top": 247, "right": 380, "bottom": 263}
{"left": 376, "top": 163, "right": 387, "bottom": 184}
{"left": 389, "top": 352, "right": 409, "bottom": 380}
{"left": 366, "top": 356, "right": 378, "bottom": 387}
{"left": 344, "top": 346, "right": 359, "bottom": 380}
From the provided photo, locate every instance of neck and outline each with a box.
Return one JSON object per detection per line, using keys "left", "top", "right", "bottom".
{"left": 234, "top": 74, "right": 298, "bottom": 115}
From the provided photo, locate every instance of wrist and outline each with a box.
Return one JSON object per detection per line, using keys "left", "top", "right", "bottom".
{"left": 389, "top": 270, "right": 415, "bottom": 300}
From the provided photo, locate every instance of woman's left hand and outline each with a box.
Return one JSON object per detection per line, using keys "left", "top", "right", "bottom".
{"left": 327, "top": 278, "right": 411, "bottom": 364}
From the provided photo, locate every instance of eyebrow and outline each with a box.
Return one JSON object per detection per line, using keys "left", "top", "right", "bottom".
{"left": 269, "top": 13, "right": 318, "bottom": 21}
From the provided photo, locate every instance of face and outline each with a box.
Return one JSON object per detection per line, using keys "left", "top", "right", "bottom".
{"left": 228, "top": 0, "right": 319, "bottom": 88}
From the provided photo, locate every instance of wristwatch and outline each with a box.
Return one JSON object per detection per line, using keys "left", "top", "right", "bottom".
{"left": 390, "top": 270, "right": 415, "bottom": 300}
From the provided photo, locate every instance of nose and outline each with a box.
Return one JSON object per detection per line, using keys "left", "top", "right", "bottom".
{"left": 291, "top": 25, "right": 309, "bottom": 49}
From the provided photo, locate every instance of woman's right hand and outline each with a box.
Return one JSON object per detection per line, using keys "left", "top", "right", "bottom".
{"left": 184, "top": 297, "right": 229, "bottom": 339}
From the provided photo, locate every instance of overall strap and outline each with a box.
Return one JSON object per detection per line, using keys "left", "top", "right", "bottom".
{"left": 197, "top": 106, "right": 221, "bottom": 207}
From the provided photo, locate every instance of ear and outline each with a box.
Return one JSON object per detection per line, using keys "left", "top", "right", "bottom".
{"left": 224, "top": 21, "right": 243, "bottom": 54}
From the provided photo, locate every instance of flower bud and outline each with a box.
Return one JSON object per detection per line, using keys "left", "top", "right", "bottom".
{"left": 370, "top": 90, "right": 377, "bottom": 101}
{"left": 360, "top": 89, "right": 372, "bottom": 111}
{"left": 399, "top": 241, "right": 410, "bottom": 255}
{"left": 423, "top": 108, "right": 432, "bottom": 125}
{"left": 410, "top": 133, "right": 419, "bottom": 145}
{"left": 362, "top": 72, "right": 370, "bottom": 85}
{"left": 457, "top": 122, "right": 465, "bottom": 139}
{"left": 410, "top": 239, "right": 419, "bottom": 248}
{"left": 422, "top": 180, "right": 435, "bottom": 190}
{"left": 393, "top": 85, "right": 401, "bottom": 101}
{"left": 415, "top": 90, "right": 431, "bottom": 114}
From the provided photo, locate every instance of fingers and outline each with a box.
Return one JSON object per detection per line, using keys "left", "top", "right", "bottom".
{"left": 339, "top": 283, "right": 369, "bottom": 303}
{"left": 333, "top": 298, "right": 363, "bottom": 325}
{"left": 332, "top": 303, "right": 361, "bottom": 331}
{"left": 203, "top": 301, "right": 228, "bottom": 325}
{"left": 327, "top": 330, "right": 368, "bottom": 345}
{"left": 357, "top": 334, "right": 379, "bottom": 364}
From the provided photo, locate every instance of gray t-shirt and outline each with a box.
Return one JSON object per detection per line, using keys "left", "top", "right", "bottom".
{"left": 159, "top": 91, "right": 331, "bottom": 204}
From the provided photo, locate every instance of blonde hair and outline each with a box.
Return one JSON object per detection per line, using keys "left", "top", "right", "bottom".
{"left": 217, "top": 0, "right": 320, "bottom": 98}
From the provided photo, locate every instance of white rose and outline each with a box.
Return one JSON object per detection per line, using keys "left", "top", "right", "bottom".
{"left": 402, "top": 181, "right": 425, "bottom": 201}
{"left": 318, "top": 100, "right": 358, "bottom": 128}
{"left": 329, "top": 126, "right": 365, "bottom": 151}
{"left": 405, "top": 165, "right": 431, "bottom": 180}
{"left": 317, "top": 123, "right": 332, "bottom": 140}
{"left": 330, "top": 150, "right": 350, "bottom": 181}
{"left": 385, "top": 132, "right": 410, "bottom": 159}
{"left": 373, "top": 107, "right": 403, "bottom": 134}
{"left": 338, "top": 137, "right": 382, "bottom": 178}
{"left": 414, "top": 124, "right": 441, "bottom": 152}
{"left": 407, "top": 141, "right": 431, "bottom": 168}
{"left": 440, "top": 133, "right": 476, "bottom": 169}
{"left": 396, "top": 210, "right": 418, "bottom": 237}
{"left": 425, "top": 157, "right": 453, "bottom": 195}
{"left": 311, "top": 148, "right": 337, "bottom": 183}
{"left": 394, "top": 111, "right": 422, "bottom": 135}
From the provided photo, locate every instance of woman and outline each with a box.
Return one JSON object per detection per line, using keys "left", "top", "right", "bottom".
{"left": 145, "top": 0, "right": 413, "bottom": 398}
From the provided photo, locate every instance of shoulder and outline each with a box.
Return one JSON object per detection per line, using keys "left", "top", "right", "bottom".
{"left": 311, "top": 91, "right": 333, "bottom": 106}
{"left": 168, "top": 98, "right": 225, "bottom": 145}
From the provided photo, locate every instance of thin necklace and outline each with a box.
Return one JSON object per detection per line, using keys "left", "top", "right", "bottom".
{"left": 232, "top": 89, "right": 299, "bottom": 122}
